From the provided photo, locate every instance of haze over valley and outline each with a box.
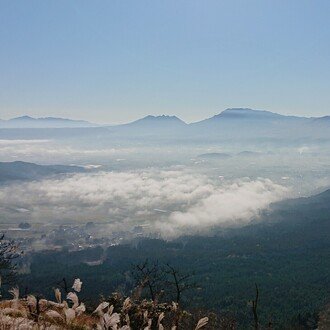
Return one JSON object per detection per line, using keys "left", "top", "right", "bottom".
{"left": 1, "top": 108, "right": 330, "bottom": 248}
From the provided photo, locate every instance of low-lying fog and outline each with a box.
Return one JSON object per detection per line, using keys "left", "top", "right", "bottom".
{"left": 1, "top": 135, "right": 330, "bottom": 238}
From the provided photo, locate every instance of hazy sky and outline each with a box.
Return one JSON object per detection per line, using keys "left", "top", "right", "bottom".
{"left": 1, "top": 1, "right": 330, "bottom": 123}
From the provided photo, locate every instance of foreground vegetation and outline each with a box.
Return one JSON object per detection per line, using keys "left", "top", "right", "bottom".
{"left": 0, "top": 278, "right": 212, "bottom": 329}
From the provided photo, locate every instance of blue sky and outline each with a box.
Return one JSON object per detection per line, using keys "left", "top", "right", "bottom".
{"left": 1, "top": 0, "right": 330, "bottom": 123}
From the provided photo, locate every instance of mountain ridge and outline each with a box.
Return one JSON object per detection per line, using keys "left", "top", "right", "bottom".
{"left": 0, "top": 116, "right": 97, "bottom": 128}
{"left": 0, "top": 161, "right": 87, "bottom": 183}
{"left": 2, "top": 108, "right": 330, "bottom": 129}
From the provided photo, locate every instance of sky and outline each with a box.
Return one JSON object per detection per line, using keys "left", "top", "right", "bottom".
{"left": 1, "top": 0, "right": 330, "bottom": 124}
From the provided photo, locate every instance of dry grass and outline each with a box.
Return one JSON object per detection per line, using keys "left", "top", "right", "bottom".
{"left": 0, "top": 279, "right": 209, "bottom": 330}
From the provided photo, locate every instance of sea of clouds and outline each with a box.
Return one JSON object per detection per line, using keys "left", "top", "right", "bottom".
{"left": 0, "top": 169, "right": 289, "bottom": 237}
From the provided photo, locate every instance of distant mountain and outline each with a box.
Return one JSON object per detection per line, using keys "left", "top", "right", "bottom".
{"left": 108, "top": 115, "right": 187, "bottom": 136}
{"left": 130, "top": 115, "right": 186, "bottom": 126}
{"left": 197, "top": 152, "right": 231, "bottom": 159}
{"left": 2, "top": 109, "right": 330, "bottom": 141}
{"left": 119, "top": 115, "right": 186, "bottom": 128}
{"left": 212, "top": 108, "right": 287, "bottom": 120}
{"left": 0, "top": 116, "right": 97, "bottom": 128}
{"left": 192, "top": 108, "right": 307, "bottom": 125}
{"left": 187, "top": 108, "right": 328, "bottom": 140}
{"left": 0, "top": 161, "right": 86, "bottom": 183}
{"left": 117, "top": 109, "right": 291, "bottom": 129}
{"left": 105, "top": 109, "right": 330, "bottom": 143}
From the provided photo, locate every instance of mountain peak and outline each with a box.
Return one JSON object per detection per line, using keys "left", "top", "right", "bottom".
{"left": 12, "top": 115, "right": 35, "bottom": 121}
{"left": 217, "top": 108, "right": 283, "bottom": 119}
{"left": 131, "top": 114, "right": 186, "bottom": 125}
{"left": 142, "top": 115, "right": 183, "bottom": 121}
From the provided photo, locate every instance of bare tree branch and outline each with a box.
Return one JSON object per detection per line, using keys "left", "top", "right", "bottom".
{"left": 0, "top": 233, "right": 21, "bottom": 287}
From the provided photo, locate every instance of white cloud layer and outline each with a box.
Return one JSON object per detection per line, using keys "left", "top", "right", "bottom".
{"left": 0, "top": 170, "right": 289, "bottom": 236}
{"left": 0, "top": 140, "right": 132, "bottom": 163}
